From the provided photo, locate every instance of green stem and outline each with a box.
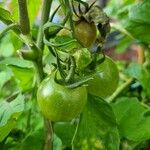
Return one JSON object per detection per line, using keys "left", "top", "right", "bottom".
{"left": 26, "top": 109, "right": 32, "bottom": 131}
{"left": 64, "top": 0, "right": 75, "bottom": 37}
{"left": 36, "top": 1, "right": 53, "bottom": 150}
{"left": 37, "top": 0, "right": 52, "bottom": 50}
{"left": 107, "top": 78, "right": 134, "bottom": 103}
{"left": 0, "top": 23, "right": 19, "bottom": 39}
{"left": 18, "top": 0, "right": 30, "bottom": 35}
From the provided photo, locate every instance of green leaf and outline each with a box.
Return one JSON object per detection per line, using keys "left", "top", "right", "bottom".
{"left": 139, "top": 69, "right": 150, "bottom": 97}
{"left": 125, "top": 63, "right": 150, "bottom": 96}
{"left": 125, "top": 20, "right": 150, "bottom": 44}
{"left": 125, "top": 63, "right": 142, "bottom": 79}
{"left": 111, "top": 97, "right": 150, "bottom": 141}
{"left": 0, "top": 57, "right": 33, "bottom": 68}
{"left": 0, "top": 33, "right": 15, "bottom": 57}
{"left": 53, "top": 134, "right": 62, "bottom": 150}
{"left": 128, "top": 1, "right": 150, "bottom": 24}
{"left": 0, "top": 69, "right": 13, "bottom": 90}
{"left": 72, "top": 95, "right": 119, "bottom": 150}
{"left": 18, "top": 129, "right": 44, "bottom": 150}
{"left": 51, "top": 35, "right": 79, "bottom": 52}
{"left": 115, "top": 36, "right": 133, "bottom": 53}
{"left": 54, "top": 121, "right": 77, "bottom": 147}
{"left": 0, "top": 94, "right": 25, "bottom": 141}
{"left": 0, "top": 7, "right": 13, "bottom": 24}
{"left": 9, "top": 65, "right": 34, "bottom": 91}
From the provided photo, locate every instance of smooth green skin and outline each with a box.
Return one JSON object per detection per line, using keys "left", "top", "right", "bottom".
{"left": 37, "top": 75, "right": 87, "bottom": 122}
{"left": 87, "top": 56, "right": 119, "bottom": 98}
{"left": 74, "top": 20, "right": 97, "bottom": 48}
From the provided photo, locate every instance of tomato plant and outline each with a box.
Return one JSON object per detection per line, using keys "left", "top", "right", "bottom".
{"left": 0, "top": 0, "right": 150, "bottom": 150}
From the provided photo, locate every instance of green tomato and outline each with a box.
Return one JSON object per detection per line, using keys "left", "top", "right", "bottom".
{"left": 87, "top": 56, "right": 119, "bottom": 98}
{"left": 74, "top": 20, "right": 97, "bottom": 48}
{"left": 37, "top": 74, "right": 87, "bottom": 122}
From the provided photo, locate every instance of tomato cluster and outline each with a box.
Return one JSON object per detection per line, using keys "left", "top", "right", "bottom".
{"left": 37, "top": 1, "right": 119, "bottom": 122}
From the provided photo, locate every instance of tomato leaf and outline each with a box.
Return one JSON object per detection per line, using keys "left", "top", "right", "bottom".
{"left": 0, "top": 94, "right": 25, "bottom": 142}
{"left": 0, "top": 57, "right": 33, "bottom": 68}
{"left": 111, "top": 97, "right": 150, "bottom": 142}
{"left": 0, "top": 7, "right": 13, "bottom": 24}
{"left": 0, "top": 69, "right": 13, "bottom": 90}
{"left": 125, "top": 63, "right": 150, "bottom": 96}
{"left": 128, "top": 1, "right": 150, "bottom": 24}
{"left": 9, "top": 65, "right": 34, "bottom": 91}
{"left": 72, "top": 95, "right": 120, "bottom": 150}
{"left": 54, "top": 122, "right": 77, "bottom": 147}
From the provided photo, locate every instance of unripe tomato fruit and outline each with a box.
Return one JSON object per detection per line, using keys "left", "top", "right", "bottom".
{"left": 74, "top": 20, "right": 97, "bottom": 48}
{"left": 87, "top": 56, "right": 119, "bottom": 98}
{"left": 37, "top": 74, "right": 87, "bottom": 121}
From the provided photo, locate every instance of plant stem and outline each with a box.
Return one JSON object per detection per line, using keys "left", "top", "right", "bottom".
{"left": 44, "top": 119, "right": 53, "bottom": 150}
{"left": 37, "top": 0, "right": 52, "bottom": 50}
{"left": 107, "top": 78, "right": 134, "bottom": 103}
{"left": 18, "top": 0, "right": 30, "bottom": 35}
{"left": 17, "top": 0, "right": 53, "bottom": 149}
{"left": 0, "top": 23, "right": 19, "bottom": 39}
{"left": 36, "top": 1, "right": 53, "bottom": 150}
{"left": 64, "top": 0, "right": 75, "bottom": 37}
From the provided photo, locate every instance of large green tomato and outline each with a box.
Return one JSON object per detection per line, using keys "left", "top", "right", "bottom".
{"left": 74, "top": 20, "right": 97, "bottom": 48}
{"left": 37, "top": 74, "right": 87, "bottom": 122}
{"left": 87, "top": 56, "right": 119, "bottom": 98}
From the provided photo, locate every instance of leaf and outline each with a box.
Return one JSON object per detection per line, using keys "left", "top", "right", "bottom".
{"left": 51, "top": 35, "right": 79, "bottom": 52}
{"left": 128, "top": 1, "right": 150, "bottom": 24}
{"left": 54, "top": 121, "right": 77, "bottom": 147}
{"left": 53, "top": 134, "right": 62, "bottom": 150}
{"left": 111, "top": 97, "right": 150, "bottom": 141}
{"left": 0, "top": 57, "right": 33, "bottom": 68}
{"left": 125, "top": 63, "right": 150, "bottom": 96}
{"left": 0, "top": 94, "right": 25, "bottom": 141}
{"left": 72, "top": 95, "right": 120, "bottom": 150}
{"left": 18, "top": 129, "right": 44, "bottom": 150}
{"left": 0, "top": 7, "right": 13, "bottom": 24}
{"left": 9, "top": 65, "right": 34, "bottom": 91}
{"left": 0, "top": 57, "right": 34, "bottom": 90}
{"left": 125, "top": 20, "right": 150, "bottom": 44}
{"left": 0, "top": 33, "right": 15, "bottom": 57}
{"left": 0, "top": 69, "right": 13, "bottom": 90}
{"left": 115, "top": 36, "right": 133, "bottom": 53}
{"left": 125, "top": 63, "right": 142, "bottom": 79}
{"left": 139, "top": 69, "right": 150, "bottom": 97}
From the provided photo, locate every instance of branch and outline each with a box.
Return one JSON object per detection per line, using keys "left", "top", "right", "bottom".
{"left": 0, "top": 23, "right": 19, "bottom": 40}
{"left": 107, "top": 78, "right": 134, "bottom": 103}
{"left": 18, "top": 0, "right": 30, "bottom": 35}
{"left": 36, "top": 1, "right": 53, "bottom": 149}
{"left": 44, "top": 119, "right": 53, "bottom": 150}
{"left": 37, "top": 0, "right": 52, "bottom": 50}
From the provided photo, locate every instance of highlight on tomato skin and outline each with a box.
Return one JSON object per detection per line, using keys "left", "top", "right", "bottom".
{"left": 87, "top": 56, "right": 119, "bottom": 98}
{"left": 37, "top": 74, "right": 87, "bottom": 122}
